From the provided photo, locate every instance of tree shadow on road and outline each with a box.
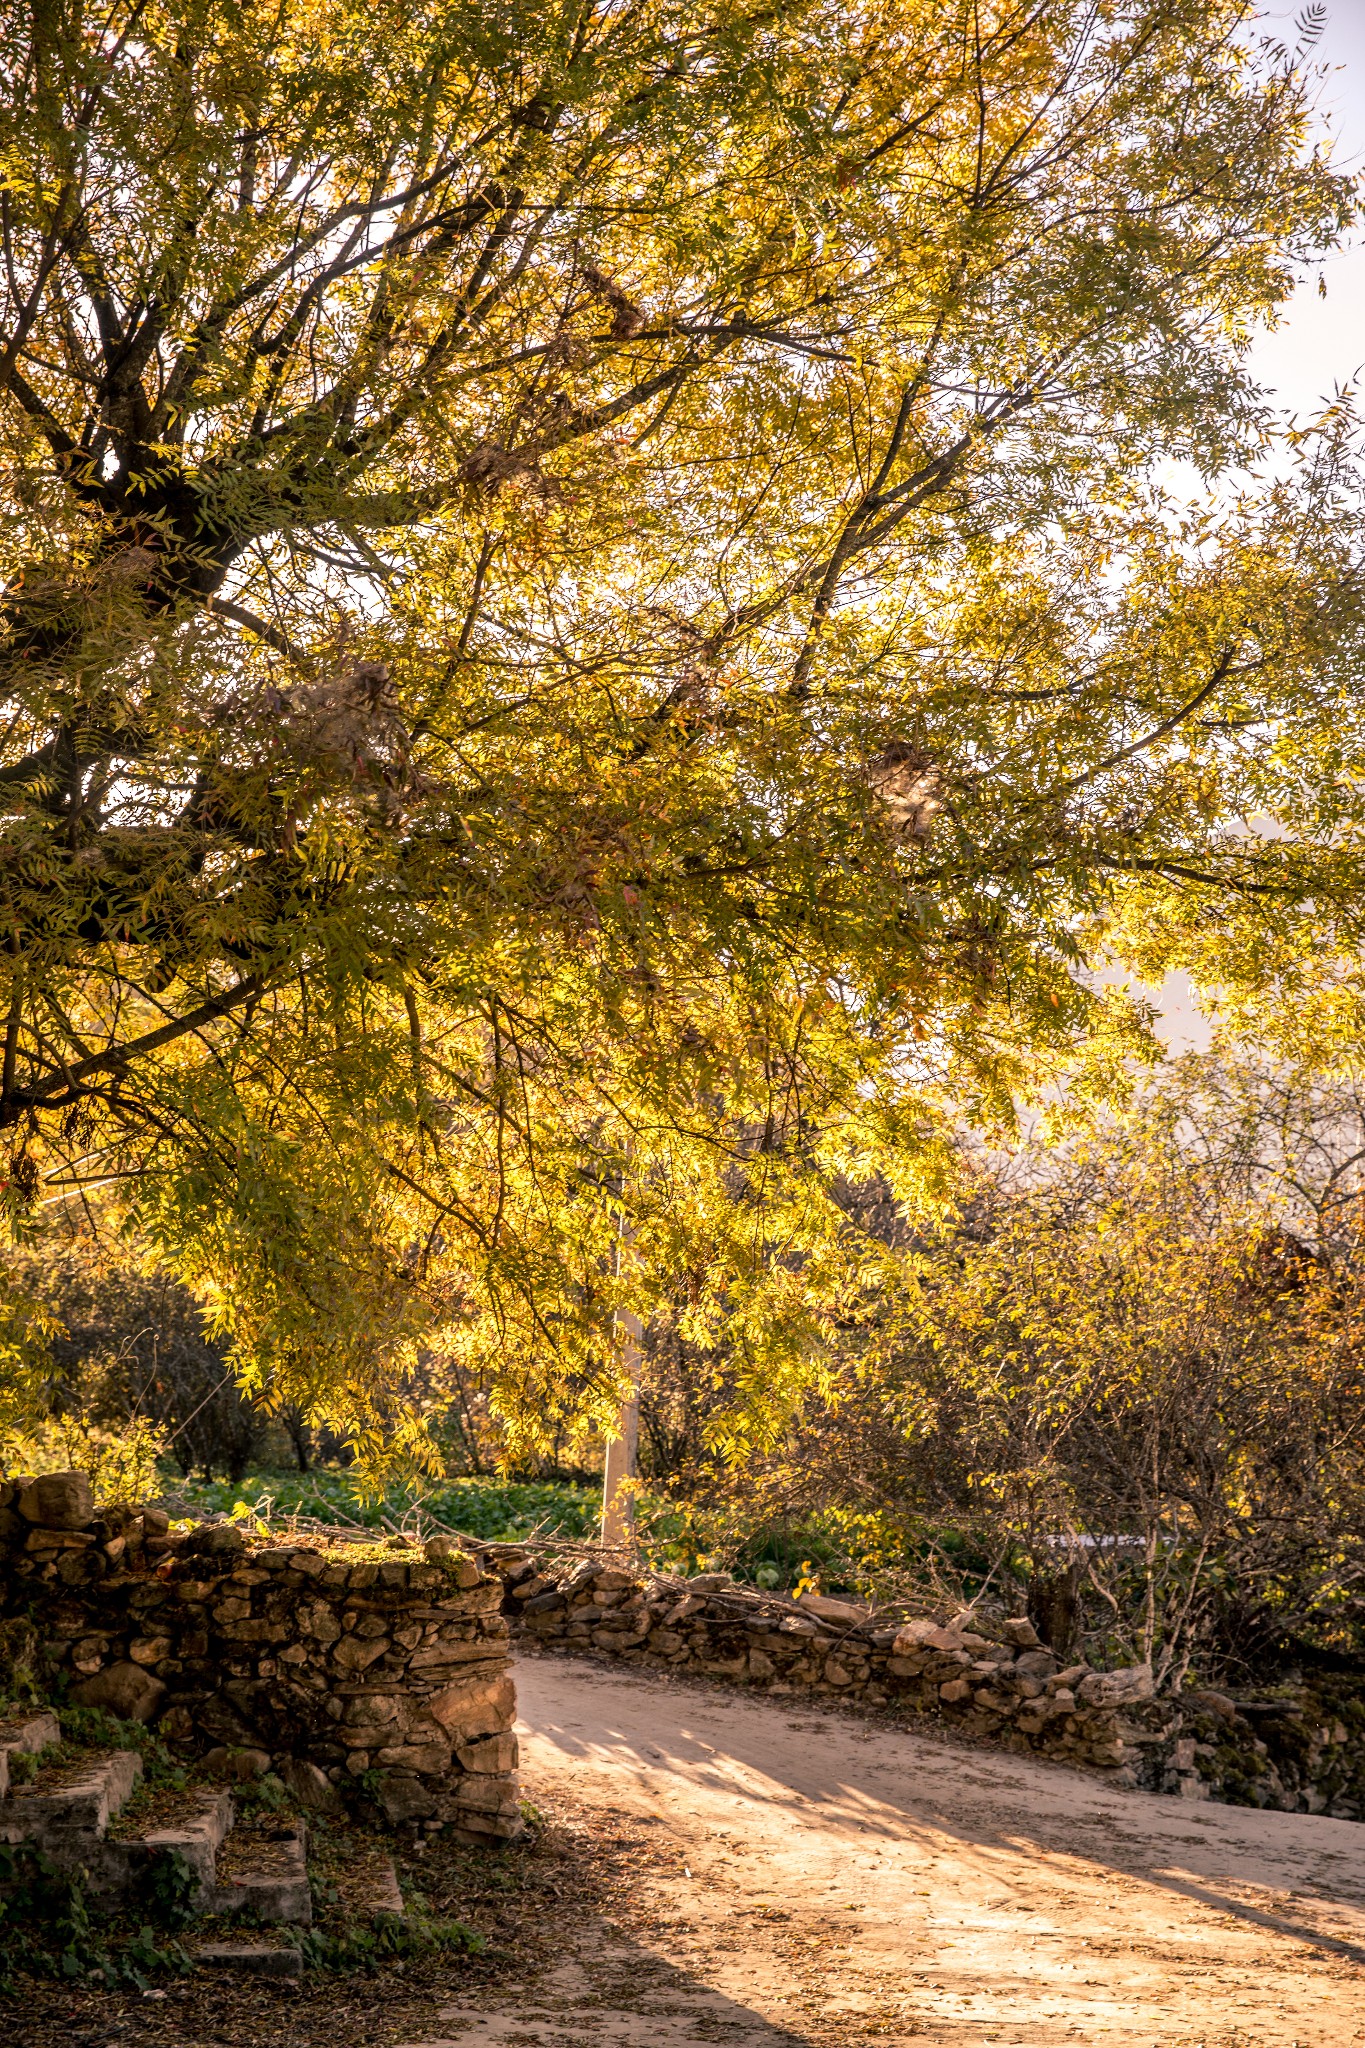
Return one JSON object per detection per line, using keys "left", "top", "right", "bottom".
{"left": 399, "top": 1943, "right": 826, "bottom": 2048}
{"left": 519, "top": 1652, "right": 1365, "bottom": 1980}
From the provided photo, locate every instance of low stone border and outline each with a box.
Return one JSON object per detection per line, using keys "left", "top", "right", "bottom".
{"left": 481, "top": 1548, "right": 1365, "bottom": 1819}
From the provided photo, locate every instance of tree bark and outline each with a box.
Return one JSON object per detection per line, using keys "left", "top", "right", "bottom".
{"left": 602, "top": 1307, "right": 642, "bottom": 1550}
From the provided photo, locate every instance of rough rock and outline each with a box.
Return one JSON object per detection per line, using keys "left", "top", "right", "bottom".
{"left": 1182, "top": 1688, "right": 1237, "bottom": 1721}
{"left": 377, "top": 1773, "right": 434, "bottom": 1823}
{"left": 797, "top": 1594, "right": 869, "bottom": 1626}
{"left": 204, "top": 1745, "right": 271, "bottom": 1781}
{"left": 277, "top": 1757, "right": 345, "bottom": 1811}
{"left": 17, "top": 1471, "right": 94, "bottom": 1531}
{"left": 892, "top": 1618, "right": 943, "bottom": 1653}
{"left": 182, "top": 1524, "right": 248, "bottom": 1560}
{"left": 429, "top": 1673, "right": 516, "bottom": 1737}
{"left": 1078, "top": 1663, "right": 1154, "bottom": 1707}
{"left": 893, "top": 1619, "right": 986, "bottom": 1655}
{"left": 73, "top": 1659, "right": 167, "bottom": 1722}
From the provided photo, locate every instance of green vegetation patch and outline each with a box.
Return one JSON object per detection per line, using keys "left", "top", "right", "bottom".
{"left": 0, "top": 1842, "right": 194, "bottom": 1994}
{"left": 161, "top": 1468, "right": 599, "bottom": 1543}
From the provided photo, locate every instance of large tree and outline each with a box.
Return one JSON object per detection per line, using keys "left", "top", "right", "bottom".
{"left": 0, "top": 0, "right": 1360, "bottom": 1458}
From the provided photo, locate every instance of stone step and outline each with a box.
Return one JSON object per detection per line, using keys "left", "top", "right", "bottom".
{"left": 195, "top": 1939, "right": 304, "bottom": 1979}
{"left": 205, "top": 1819, "right": 312, "bottom": 1925}
{"left": 352, "top": 1850, "right": 404, "bottom": 1921}
{"left": 333, "top": 1842, "right": 406, "bottom": 1923}
{"left": 0, "top": 1710, "right": 60, "bottom": 1799}
{"left": 0, "top": 1752, "right": 314, "bottom": 1925}
{"left": 0, "top": 1746, "right": 141, "bottom": 1843}
{"left": 140, "top": 1787, "right": 236, "bottom": 1892}
{"left": 90, "top": 1789, "right": 235, "bottom": 1904}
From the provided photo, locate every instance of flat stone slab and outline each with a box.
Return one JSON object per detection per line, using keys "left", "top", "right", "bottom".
{"left": 0, "top": 1710, "right": 60, "bottom": 1799}
{"left": 357, "top": 1851, "right": 405, "bottom": 1920}
{"left": 0, "top": 1747, "right": 141, "bottom": 1842}
{"left": 334, "top": 1843, "right": 406, "bottom": 1922}
{"left": 205, "top": 1820, "right": 311, "bottom": 1925}
{"left": 196, "top": 1940, "right": 304, "bottom": 1979}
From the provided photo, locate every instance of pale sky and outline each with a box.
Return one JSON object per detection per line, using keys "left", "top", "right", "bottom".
{"left": 1153, "top": 2, "right": 1365, "bottom": 1053}
{"left": 1246, "top": 0, "right": 1365, "bottom": 422}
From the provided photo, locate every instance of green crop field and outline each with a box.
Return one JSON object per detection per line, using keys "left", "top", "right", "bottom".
{"left": 158, "top": 1468, "right": 600, "bottom": 1545}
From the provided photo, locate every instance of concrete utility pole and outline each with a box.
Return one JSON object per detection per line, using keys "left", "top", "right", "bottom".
{"left": 601, "top": 1305, "right": 643, "bottom": 1550}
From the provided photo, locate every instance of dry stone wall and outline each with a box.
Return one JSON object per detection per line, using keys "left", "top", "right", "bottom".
{"left": 8, "top": 1467, "right": 1355, "bottom": 1830}
{"left": 0, "top": 1473, "right": 519, "bottom": 1841}
{"left": 488, "top": 1550, "right": 1365, "bottom": 1821}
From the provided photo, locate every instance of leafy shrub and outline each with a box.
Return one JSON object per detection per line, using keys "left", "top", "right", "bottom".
{"left": 4, "top": 1415, "right": 169, "bottom": 1502}
{"left": 675, "top": 1061, "right": 1365, "bottom": 1687}
{"left": 58, "top": 1705, "right": 186, "bottom": 1785}
{"left": 293, "top": 1910, "right": 484, "bottom": 1972}
{"left": 0, "top": 1619, "right": 40, "bottom": 1709}
{"left": 0, "top": 1843, "right": 192, "bottom": 1994}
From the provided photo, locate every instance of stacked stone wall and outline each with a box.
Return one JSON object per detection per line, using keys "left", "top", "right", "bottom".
{"left": 8, "top": 1465, "right": 1356, "bottom": 1831}
{"left": 0, "top": 1473, "right": 519, "bottom": 1840}
{"left": 488, "top": 1550, "right": 1365, "bottom": 1820}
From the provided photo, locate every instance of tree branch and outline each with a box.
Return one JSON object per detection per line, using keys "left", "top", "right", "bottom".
{"left": 0, "top": 975, "right": 265, "bottom": 1124}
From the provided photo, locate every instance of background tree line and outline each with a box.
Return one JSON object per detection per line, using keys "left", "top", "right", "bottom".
{"left": 11, "top": 1045, "right": 1365, "bottom": 1694}
{"left": 632, "top": 1051, "right": 1365, "bottom": 1688}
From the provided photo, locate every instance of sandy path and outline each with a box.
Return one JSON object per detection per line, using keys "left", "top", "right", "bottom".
{"left": 408, "top": 1653, "right": 1365, "bottom": 2048}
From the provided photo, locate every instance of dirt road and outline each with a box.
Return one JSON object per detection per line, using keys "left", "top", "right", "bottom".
{"left": 409, "top": 1653, "right": 1365, "bottom": 2048}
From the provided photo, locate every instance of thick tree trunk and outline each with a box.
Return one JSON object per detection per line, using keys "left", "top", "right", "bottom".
{"left": 1028, "top": 1563, "right": 1082, "bottom": 1659}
